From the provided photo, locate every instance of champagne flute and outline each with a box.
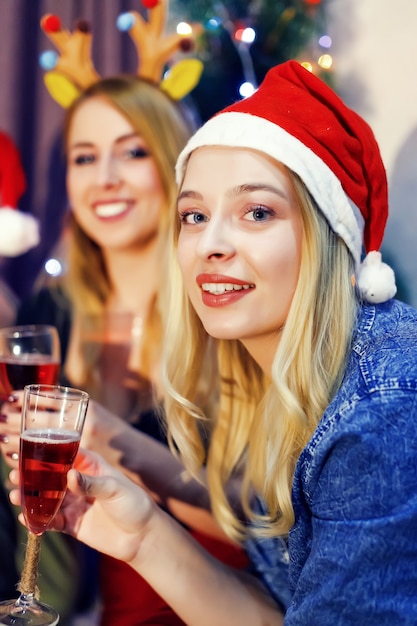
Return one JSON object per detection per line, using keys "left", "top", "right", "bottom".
{"left": 0, "top": 384, "right": 89, "bottom": 625}
{"left": 0, "top": 325, "right": 60, "bottom": 396}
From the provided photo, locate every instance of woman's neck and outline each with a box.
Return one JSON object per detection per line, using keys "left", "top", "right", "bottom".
{"left": 102, "top": 238, "right": 160, "bottom": 315}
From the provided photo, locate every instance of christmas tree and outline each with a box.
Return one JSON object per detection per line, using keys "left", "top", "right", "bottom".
{"left": 171, "top": 0, "right": 331, "bottom": 120}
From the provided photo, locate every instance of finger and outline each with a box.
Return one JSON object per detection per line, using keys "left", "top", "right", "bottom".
{"left": 0, "top": 433, "right": 19, "bottom": 446}
{"left": 1, "top": 454, "right": 19, "bottom": 470}
{"left": 68, "top": 468, "right": 121, "bottom": 501}
{"left": 9, "top": 468, "right": 19, "bottom": 486}
{"left": 0, "top": 404, "right": 23, "bottom": 432}
{"left": 73, "top": 447, "right": 110, "bottom": 475}
{"left": 0, "top": 434, "right": 20, "bottom": 467}
{"left": 9, "top": 486, "right": 21, "bottom": 506}
{"left": 0, "top": 394, "right": 19, "bottom": 405}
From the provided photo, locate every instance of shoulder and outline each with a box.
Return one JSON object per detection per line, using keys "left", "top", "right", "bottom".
{"left": 352, "top": 299, "right": 417, "bottom": 385}
{"left": 297, "top": 300, "right": 417, "bottom": 516}
{"left": 17, "top": 284, "right": 72, "bottom": 325}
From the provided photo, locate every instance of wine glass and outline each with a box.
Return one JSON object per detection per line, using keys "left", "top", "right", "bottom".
{"left": 0, "top": 384, "right": 89, "bottom": 625}
{"left": 0, "top": 325, "right": 60, "bottom": 397}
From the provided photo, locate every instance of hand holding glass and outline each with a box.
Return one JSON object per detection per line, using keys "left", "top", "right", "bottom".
{"left": 0, "top": 384, "right": 89, "bottom": 625}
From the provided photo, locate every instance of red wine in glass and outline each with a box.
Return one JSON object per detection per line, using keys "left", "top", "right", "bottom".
{"left": 20, "top": 429, "right": 81, "bottom": 535}
{"left": 0, "top": 325, "right": 61, "bottom": 396}
{"left": 0, "top": 384, "right": 89, "bottom": 626}
{"left": 0, "top": 356, "right": 60, "bottom": 394}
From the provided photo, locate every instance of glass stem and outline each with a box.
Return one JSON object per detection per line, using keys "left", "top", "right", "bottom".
{"left": 17, "top": 532, "right": 42, "bottom": 598}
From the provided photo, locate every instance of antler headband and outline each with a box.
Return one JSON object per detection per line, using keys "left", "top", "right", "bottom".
{"left": 39, "top": 0, "right": 204, "bottom": 108}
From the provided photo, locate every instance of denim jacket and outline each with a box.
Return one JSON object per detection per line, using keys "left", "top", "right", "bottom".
{"left": 245, "top": 299, "right": 417, "bottom": 624}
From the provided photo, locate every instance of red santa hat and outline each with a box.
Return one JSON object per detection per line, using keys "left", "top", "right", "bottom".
{"left": 0, "top": 131, "right": 40, "bottom": 256}
{"left": 176, "top": 60, "right": 396, "bottom": 304}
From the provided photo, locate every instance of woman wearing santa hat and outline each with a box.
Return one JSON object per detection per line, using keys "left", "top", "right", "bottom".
{"left": 9, "top": 60, "right": 417, "bottom": 624}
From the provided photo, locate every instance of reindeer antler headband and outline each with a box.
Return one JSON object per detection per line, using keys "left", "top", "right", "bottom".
{"left": 39, "top": 0, "right": 204, "bottom": 108}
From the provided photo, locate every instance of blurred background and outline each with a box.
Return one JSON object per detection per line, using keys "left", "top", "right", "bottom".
{"left": 0, "top": 0, "right": 416, "bottom": 313}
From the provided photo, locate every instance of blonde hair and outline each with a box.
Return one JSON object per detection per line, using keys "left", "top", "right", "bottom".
{"left": 60, "top": 76, "right": 193, "bottom": 383}
{"left": 63, "top": 75, "right": 194, "bottom": 315}
{"left": 163, "top": 169, "right": 358, "bottom": 541}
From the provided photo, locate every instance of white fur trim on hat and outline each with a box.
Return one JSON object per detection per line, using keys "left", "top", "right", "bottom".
{"left": 0, "top": 207, "right": 40, "bottom": 256}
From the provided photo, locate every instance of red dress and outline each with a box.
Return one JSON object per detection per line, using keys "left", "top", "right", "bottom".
{"left": 99, "top": 527, "right": 249, "bottom": 625}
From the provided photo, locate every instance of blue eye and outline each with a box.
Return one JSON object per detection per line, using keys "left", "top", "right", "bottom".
{"left": 126, "top": 147, "right": 149, "bottom": 159}
{"left": 245, "top": 206, "right": 273, "bottom": 221}
{"left": 179, "top": 211, "right": 207, "bottom": 224}
{"left": 74, "top": 154, "right": 95, "bottom": 166}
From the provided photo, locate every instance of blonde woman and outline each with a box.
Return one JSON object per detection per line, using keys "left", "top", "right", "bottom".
{"left": 9, "top": 61, "right": 417, "bottom": 625}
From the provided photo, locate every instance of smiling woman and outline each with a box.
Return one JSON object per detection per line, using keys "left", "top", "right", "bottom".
{"left": 66, "top": 97, "right": 164, "bottom": 251}
{"left": 60, "top": 76, "right": 193, "bottom": 409}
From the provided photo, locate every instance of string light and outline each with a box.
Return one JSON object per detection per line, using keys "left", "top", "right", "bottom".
{"left": 239, "top": 81, "right": 256, "bottom": 98}
{"left": 318, "top": 34, "right": 332, "bottom": 48}
{"left": 318, "top": 54, "right": 332, "bottom": 69}
{"left": 205, "top": 17, "right": 222, "bottom": 31}
{"left": 176, "top": 21, "right": 192, "bottom": 36}
{"left": 44, "top": 258, "right": 63, "bottom": 277}
{"left": 234, "top": 27, "right": 256, "bottom": 44}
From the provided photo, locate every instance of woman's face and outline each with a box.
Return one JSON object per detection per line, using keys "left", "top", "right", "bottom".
{"left": 66, "top": 96, "right": 165, "bottom": 252}
{"left": 177, "top": 147, "right": 303, "bottom": 370}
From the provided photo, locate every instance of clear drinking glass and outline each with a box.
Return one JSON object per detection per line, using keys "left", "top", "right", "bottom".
{"left": 0, "top": 325, "right": 60, "bottom": 396}
{"left": 0, "top": 384, "right": 89, "bottom": 625}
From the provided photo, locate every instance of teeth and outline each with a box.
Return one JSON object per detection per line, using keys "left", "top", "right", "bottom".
{"left": 201, "top": 282, "right": 254, "bottom": 295}
{"left": 95, "top": 202, "right": 129, "bottom": 218}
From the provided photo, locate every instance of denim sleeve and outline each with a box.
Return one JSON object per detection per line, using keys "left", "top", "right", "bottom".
{"left": 244, "top": 509, "right": 292, "bottom": 612}
{"left": 286, "top": 389, "right": 417, "bottom": 625}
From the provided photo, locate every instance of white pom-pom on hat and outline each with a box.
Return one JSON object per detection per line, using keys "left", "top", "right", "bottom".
{"left": 356, "top": 251, "right": 397, "bottom": 304}
{"left": 0, "top": 207, "right": 40, "bottom": 257}
{"left": 0, "top": 131, "right": 40, "bottom": 257}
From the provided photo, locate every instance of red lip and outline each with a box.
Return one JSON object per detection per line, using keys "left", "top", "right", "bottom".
{"left": 196, "top": 274, "right": 254, "bottom": 308}
{"left": 196, "top": 273, "right": 250, "bottom": 286}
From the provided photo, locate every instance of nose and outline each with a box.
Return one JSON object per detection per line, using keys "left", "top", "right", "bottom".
{"left": 195, "top": 215, "right": 236, "bottom": 261}
{"left": 96, "top": 154, "right": 120, "bottom": 187}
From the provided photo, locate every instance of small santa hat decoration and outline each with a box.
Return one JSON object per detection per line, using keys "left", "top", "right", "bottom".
{"left": 0, "top": 132, "right": 40, "bottom": 257}
{"left": 176, "top": 60, "right": 397, "bottom": 304}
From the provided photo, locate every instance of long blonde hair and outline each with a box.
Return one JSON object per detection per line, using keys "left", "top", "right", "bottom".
{"left": 59, "top": 76, "right": 194, "bottom": 384}
{"left": 162, "top": 169, "right": 358, "bottom": 541}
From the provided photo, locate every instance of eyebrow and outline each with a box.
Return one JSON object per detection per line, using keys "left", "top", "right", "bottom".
{"left": 177, "top": 183, "right": 288, "bottom": 204}
{"left": 68, "top": 132, "right": 141, "bottom": 151}
{"left": 177, "top": 190, "right": 203, "bottom": 202}
{"left": 229, "top": 184, "right": 288, "bottom": 200}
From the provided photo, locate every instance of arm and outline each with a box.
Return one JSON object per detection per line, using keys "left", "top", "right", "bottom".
{"left": 1, "top": 396, "right": 216, "bottom": 505}
{"left": 82, "top": 401, "right": 244, "bottom": 541}
{"left": 10, "top": 451, "right": 284, "bottom": 626}
{"left": 0, "top": 398, "right": 242, "bottom": 542}
{"left": 285, "top": 390, "right": 417, "bottom": 625}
